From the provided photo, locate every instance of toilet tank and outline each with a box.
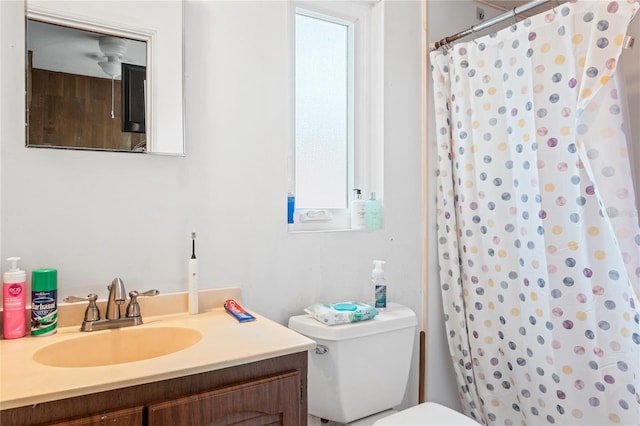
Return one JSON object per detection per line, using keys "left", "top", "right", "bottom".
{"left": 288, "top": 303, "right": 417, "bottom": 423}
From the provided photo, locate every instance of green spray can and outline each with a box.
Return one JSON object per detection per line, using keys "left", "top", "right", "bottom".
{"left": 31, "top": 268, "right": 57, "bottom": 336}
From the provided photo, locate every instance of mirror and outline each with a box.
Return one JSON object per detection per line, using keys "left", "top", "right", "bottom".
{"left": 25, "top": 1, "right": 185, "bottom": 155}
{"left": 27, "top": 20, "right": 148, "bottom": 152}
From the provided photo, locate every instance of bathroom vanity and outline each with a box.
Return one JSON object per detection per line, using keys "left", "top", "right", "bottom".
{"left": 3, "top": 353, "right": 306, "bottom": 425}
{"left": 0, "top": 289, "right": 315, "bottom": 425}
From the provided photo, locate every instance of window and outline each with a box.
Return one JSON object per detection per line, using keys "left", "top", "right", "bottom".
{"left": 295, "top": 12, "right": 352, "bottom": 210}
{"left": 289, "top": 1, "right": 383, "bottom": 231}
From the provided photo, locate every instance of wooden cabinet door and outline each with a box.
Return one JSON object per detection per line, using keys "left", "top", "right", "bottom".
{"left": 147, "top": 371, "right": 301, "bottom": 426}
{"left": 46, "top": 406, "right": 144, "bottom": 426}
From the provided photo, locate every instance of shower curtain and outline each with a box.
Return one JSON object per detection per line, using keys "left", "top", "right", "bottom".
{"left": 431, "top": 1, "right": 640, "bottom": 424}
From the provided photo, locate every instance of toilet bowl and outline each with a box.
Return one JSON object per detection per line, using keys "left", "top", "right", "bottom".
{"left": 288, "top": 303, "right": 480, "bottom": 426}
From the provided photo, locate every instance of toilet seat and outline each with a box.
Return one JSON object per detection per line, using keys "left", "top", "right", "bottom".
{"left": 372, "top": 402, "right": 480, "bottom": 425}
{"left": 347, "top": 409, "right": 396, "bottom": 425}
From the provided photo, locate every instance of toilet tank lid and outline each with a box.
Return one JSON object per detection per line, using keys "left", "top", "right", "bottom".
{"left": 288, "top": 302, "right": 417, "bottom": 341}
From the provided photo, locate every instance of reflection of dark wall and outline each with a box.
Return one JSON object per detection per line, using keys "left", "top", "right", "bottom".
{"left": 28, "top": 68, "right": 145, "bottom": 151}
{"left": 122, "top": 64, "right": 146, "bottom": 134}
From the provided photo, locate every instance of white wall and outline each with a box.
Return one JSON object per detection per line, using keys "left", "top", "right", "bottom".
{"left": 0, "top": 0, "right": 3, "bottom": 273}
{"left": 622, "top": 10, "right": 640, "bottom": 215}
{"left": 1, "top": 0, "right": 424, "bottom": 409}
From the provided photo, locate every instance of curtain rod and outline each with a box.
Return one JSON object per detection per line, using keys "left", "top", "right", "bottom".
{"left": 429, "top": 0, "right": 553, "bottom": 51}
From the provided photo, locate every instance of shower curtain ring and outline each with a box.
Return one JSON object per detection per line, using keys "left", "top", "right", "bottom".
{"left": 512, "top": 7, "right": 518, "bottom": 24}
{"left": 436, "top": 37, "right": 448, "bottom": 52}
{"left": 442, "top": 37, "right": 452, "bottom": 53}
{"left": 471, "top": 27, "right": 479, "bottom": 45}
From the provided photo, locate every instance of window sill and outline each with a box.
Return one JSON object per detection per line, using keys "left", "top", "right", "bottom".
{"left": 287, "top": 227, "right": 380, "bottom": 234}
{"left": 287, "top": 209, "right": 382, "bottom": 233}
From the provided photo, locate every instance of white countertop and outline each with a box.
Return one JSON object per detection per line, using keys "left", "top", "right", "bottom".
{"left": 0, "top": 288, "right": 315, "bottom": 410}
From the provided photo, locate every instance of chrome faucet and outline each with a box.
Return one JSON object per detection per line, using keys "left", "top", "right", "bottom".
{"left": 105, "top": 277, "right": 127, "bottom": 320}
{"left": 65, "top": 278, "right": 159, "bottom": 332}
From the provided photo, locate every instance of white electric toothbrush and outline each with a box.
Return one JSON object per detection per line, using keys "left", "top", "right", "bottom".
{"left": 189, "top": 232, "right": 199, "bottom": 314}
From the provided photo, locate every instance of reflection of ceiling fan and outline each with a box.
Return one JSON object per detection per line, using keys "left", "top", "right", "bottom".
{"left": 97, "top": 36, "right": 128, "bottom": 78}
{"left": 97, "top": 36, "right": 128, "bottom": 119}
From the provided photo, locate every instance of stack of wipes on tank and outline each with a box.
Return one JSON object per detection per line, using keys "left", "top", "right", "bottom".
{"left": 304, "top": 302, "right": 378, "bottom": 326}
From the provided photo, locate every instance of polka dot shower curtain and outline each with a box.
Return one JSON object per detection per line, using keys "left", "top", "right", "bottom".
{"left": 431, "top": 1, "right": 640, "bottom": 424}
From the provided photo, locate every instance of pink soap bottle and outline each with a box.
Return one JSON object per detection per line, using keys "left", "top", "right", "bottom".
{"left": 3, "top": 257, "right": 27, "bottom": 339}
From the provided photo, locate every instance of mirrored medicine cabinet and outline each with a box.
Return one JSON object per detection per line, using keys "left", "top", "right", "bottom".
{"left": 25, "top": 1, "right": 185, "bottom": 155}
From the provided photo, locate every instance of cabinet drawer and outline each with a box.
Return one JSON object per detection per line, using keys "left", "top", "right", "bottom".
{"left": 147, "top": 371, "right": 300, "bottom": 426}
{"left": 46, "top": 406, "right": 144, "bottom": 426}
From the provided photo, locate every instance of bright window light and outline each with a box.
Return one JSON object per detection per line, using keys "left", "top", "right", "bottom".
{"left": 295, "top": 12, "right": 353, "bottom": 210}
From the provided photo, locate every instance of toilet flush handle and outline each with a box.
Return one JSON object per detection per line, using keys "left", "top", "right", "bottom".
{"left": 315, "top": 345, "right": 329, "bottom": 355}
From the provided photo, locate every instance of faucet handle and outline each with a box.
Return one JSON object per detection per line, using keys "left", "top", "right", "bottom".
{"left": 134, "top": 289, "right": 160, "bottom": 298}
{"left": 64, "top": 293, "right": 100, "bottom": 322}
{"left": 126, "top": 289, "right": 160, "bottom": 318}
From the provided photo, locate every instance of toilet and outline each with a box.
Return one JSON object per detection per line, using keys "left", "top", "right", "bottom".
{"left": 288, "top": 303, "right": 480, "bottom": 425}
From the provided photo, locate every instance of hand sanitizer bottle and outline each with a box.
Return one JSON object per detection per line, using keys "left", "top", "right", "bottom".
{"left": 372, "top": 260, "right": 387, "bottom": 310}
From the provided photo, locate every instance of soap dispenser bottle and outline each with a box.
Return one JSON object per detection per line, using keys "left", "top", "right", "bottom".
{"left": 365, "top": 192, "right": 382, "bottom": 230}
{"left": 350, "top": 189, "right": 366, "bottom": 230}
{"left": 372, "top": 260, "right": 387, "bottom": 310}
{"left": 3, "top": 257, "right": 27, "bottom": 339}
